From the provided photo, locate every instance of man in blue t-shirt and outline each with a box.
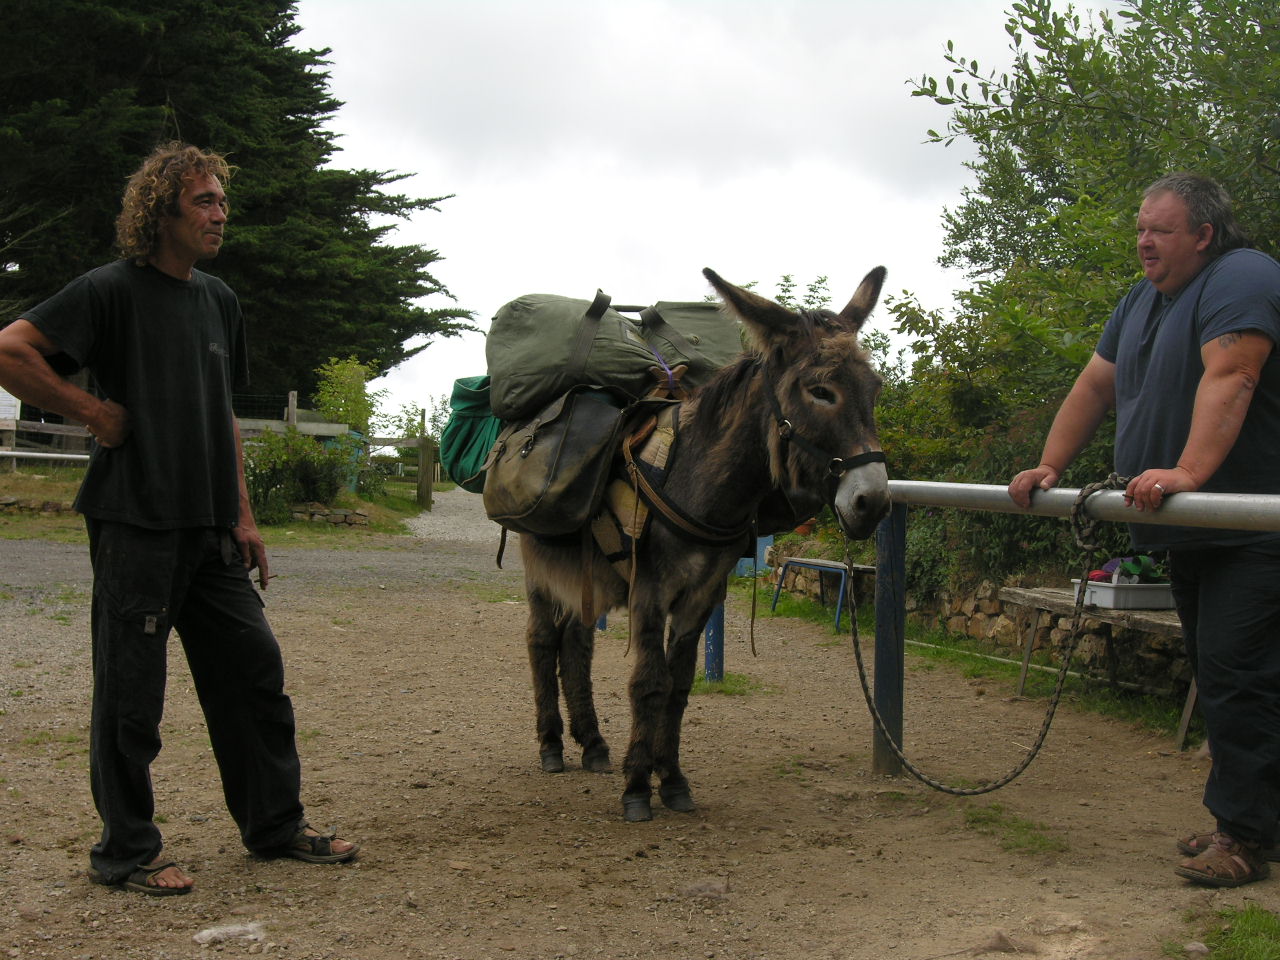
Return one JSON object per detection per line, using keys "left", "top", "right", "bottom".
{"left": 1009, "top": 173, "right": 1280, "bottom": 888}
{"left": 0, "top": 143, "right": 359, "bottom": 895}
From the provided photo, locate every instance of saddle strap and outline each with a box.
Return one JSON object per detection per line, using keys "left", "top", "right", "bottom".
{"left": 625, "top": 453, "right": 751, "bottom": 547}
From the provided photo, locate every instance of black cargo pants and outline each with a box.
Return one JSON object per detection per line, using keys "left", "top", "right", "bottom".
{"left": 86, "top": 519, "right": 303, "bottom": 882}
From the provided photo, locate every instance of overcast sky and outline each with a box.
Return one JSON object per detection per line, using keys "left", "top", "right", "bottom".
{"left": 291, "top": 0, "right": 1110, "bottom": 417}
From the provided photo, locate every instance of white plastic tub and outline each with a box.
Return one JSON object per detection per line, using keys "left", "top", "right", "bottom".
{"left": 1071, "top": 579, "right": 1175, "bottom": 610}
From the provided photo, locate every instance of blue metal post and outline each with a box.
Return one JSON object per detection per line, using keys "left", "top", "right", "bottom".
{"left": 872, "top": 503, "right": 907, "bottom": 776}
{"left": 704, "top": 603, "right": 725, "bottom": 683}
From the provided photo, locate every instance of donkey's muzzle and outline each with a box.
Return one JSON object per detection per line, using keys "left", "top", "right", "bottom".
{"left": 833, "top": 461, "right": 891, "bottom": 540}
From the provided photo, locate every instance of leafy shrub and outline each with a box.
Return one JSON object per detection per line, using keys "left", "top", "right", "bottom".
{"left": 355, "top": 465, "right": 386, "bottom": 499}
{"left": 244, "top": 427, "right": 354, "bottom": 524}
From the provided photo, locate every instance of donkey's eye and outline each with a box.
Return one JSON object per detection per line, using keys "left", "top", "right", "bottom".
{"left": 808, "top": 384, "right": 837, "bottom": 405}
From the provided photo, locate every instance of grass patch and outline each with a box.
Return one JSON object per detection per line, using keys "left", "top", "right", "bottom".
{"left": 738, "top": 575, "right": 1191, "bottom": 739}
{"left": 0, "top": 465, "right": 85, "bottom": 500}
{"left": 1174, "top": 905, "right": 1280, "bottom": 960}
{"left": 0, "top": 511, "right": 88, "bottom": 543}
{"left": 963, "top": 801, "right": 1068, "bottom": 855}
{"left": 21, "top": 729, "right": 83, "bottom": 747}
{"left": 473, "top": 586, "right": 525, "bottom": 604}
{"left": 732, "top": 577, "right": 874, "bottom": 637}
{"left": 692, "top": 671, "right": 765, "bottom": 696}
{"left": 772, "top": 755, "right": 805, "bottom": 779}
{"left": 906, "top": 626, "right": 1190, "bottom": 738}
{"left": 0, "top": 470, "right": 449, "bottom": 546}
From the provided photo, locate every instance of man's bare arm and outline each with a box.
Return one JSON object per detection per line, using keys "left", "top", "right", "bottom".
{"left": 1008, "top": 352, "right": 1117, "bottom": 507}
{"left": 1123, "top": 329, "right": 1273, "bottom": 510}
{"left": 0, "top": 319, "right": 129, "bottom": 446}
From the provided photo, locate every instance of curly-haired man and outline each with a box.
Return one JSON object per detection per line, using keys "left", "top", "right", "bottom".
{"left": 0, "top": 142, "right": 359, "bottom": 895}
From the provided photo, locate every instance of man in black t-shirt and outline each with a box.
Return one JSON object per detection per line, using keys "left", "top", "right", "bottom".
{"left": 0, "top": 143, "right": 359, "bottom": 895}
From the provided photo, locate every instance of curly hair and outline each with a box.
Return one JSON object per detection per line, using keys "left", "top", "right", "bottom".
{"left": 115, "top": 142, "right": 234, "bottom": 263}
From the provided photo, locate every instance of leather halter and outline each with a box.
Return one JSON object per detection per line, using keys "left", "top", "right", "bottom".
{"left": 760, "top": 363, "right": 887, "bottom": 507}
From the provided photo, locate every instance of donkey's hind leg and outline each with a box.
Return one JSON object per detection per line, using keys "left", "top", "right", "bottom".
{"left": 526, "top": 587, "right": 569, "bottom": 773}
{"left": 559, "top": 615, "right": 611, "bottom": 772}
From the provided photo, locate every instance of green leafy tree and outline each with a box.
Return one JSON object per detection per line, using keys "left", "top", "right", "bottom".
{"left": 312, "top": 355, "right": 384, "bottom": 436}
{"left": 0, "top": 0, "right": 474, "bottom": 399}
{"left": 882, "top": 0, "right": 1279, "bottom": 589}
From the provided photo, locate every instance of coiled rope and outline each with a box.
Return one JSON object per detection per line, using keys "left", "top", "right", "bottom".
{"left": 846, "top": 473, "right": 1131, "bottom": 795}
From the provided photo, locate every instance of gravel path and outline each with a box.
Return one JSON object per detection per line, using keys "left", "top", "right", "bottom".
{"left": 403, "top": 486, "right": 507, "bottom": 545}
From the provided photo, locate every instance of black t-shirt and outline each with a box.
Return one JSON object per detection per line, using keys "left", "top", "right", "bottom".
{"left": 24, "top": 260, "right": 249, "bottom": 529}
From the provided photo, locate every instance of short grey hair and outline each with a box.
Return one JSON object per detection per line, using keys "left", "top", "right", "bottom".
{"left": 1143, "top": 172, "right": 1252, "bottom": 258}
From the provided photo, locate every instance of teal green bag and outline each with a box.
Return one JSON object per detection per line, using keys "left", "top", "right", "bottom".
{"left": 439, "top": 376, "right": 502, "bottom": 493}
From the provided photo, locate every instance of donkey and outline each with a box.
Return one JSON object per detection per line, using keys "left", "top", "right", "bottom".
{"left": 519, "top": 266, "right": 891, "bottom": 821}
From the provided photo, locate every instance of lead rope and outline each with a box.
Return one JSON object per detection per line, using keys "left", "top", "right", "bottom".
{"left": 844, "top": 474, "right": 1130, "bottom": 796}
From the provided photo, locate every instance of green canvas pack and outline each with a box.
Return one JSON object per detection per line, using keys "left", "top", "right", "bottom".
{"left": 438, "top": 375, "right": 502, "bottom": 493}
{"left": 485, "top": 290, "right": 742, "bottom": 422}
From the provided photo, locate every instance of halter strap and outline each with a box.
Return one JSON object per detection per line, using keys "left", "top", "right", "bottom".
{"left": 763, "top": 371, "right": 886, "bottom": 480}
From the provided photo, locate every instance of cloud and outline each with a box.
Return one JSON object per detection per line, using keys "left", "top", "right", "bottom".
{"left": 290, "top": 0, "right": 1031, "bottom": 411}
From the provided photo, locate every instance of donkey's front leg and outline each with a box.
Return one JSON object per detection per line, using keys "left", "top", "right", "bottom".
{"left": 655, "top": 623, "right": 702, "bottom": 813}
{"left": 621, "top": 604, "right": 671, "bottom": 822}
{"left": 525, "top": 587, "right": 568, "bottom": 773}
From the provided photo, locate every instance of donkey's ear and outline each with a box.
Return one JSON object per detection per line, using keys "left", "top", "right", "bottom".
{"left": 837, "top": 266, "right": 887, "bottom": 332}
{"left": 702, "top": 268, "right": 797, "bottom": 337}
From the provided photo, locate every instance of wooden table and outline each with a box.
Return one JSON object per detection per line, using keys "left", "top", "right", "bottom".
{"left": 997, "top": 586, "right": 1198, "bottom": 749}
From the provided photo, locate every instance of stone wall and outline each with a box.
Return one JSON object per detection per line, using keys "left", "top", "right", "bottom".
{"left": 919, "top": 580, "right": 1190, "bottom": 691}
{"left": 768, "top": 562, "right": 1191, "bottom": 694}
{"left": 0, "top": 495, "right": 76, "bottom": 515}
{"left": 290, "top": 502, "right": 371, "bottom": 526}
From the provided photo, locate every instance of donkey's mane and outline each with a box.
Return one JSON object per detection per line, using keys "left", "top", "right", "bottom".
{"left": 684, "top": 352, "right": 762, "bottom": 421}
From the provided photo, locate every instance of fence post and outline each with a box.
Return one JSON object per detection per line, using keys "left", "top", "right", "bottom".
{"left": 286, "top": 391, "right": 297, "bottom": 425}
{"left": 872, "top": 502, "right": 907, "bottom": 776}
{"left": 0, "top": 423, "right": 14, "bottom": 474}
{"left": 416, "top": 409, "right": 434, "bottom": 510}
{"left": 703, "top": 603, "right": 725, "bottom": 682}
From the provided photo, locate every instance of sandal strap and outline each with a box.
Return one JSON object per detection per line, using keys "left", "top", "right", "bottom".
{"left": 296, "top": 826, "right": 337, "bottom": 856}
{"left": 136, "top": 860, "right": 178, "bottom": 879}
{"left": 1186, "top": 836, "right": 1263, "bottom": 879}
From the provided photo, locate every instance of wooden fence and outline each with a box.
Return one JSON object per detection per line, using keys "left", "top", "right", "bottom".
{"left": 2, "top": 389, "right": 439, "bottom": 510}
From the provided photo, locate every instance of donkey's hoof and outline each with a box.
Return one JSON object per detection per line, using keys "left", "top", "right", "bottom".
{"left": 540, "top": 749, "right": 565, "bottom": 773}
{"left": 582, "top": 745, "right": 612, "bottom": 773}
{"left": 622, "top": 792, "right": 653, "bottom": 822}
{"left": 659, "top": 785, "right": 696, "bottom": 813}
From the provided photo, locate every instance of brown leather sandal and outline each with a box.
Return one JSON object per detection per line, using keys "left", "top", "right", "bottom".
{"left": 1178, "top": 831, "right": 1280, "bottom": 862}
{"left": 1174, "top": 833, "right": 1271, "bottom": 888}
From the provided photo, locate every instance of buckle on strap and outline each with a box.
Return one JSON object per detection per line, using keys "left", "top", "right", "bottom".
{"left": 832, "top": 450, "right": 887, "bottom": 476}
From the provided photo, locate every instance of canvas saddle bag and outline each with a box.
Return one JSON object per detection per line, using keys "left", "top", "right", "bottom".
{"left": 481, "top": 385, "right": 630, "bottom": 537}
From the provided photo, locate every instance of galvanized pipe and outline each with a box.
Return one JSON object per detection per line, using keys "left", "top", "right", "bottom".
{"left": 888, "top": 480, "right": 1280, "bottom": 532}
{"left": 871, "top": 480, "right": 1280, "bottom": 779}
{"left": 1, "top": 450, "right": 89, "bottom": 463}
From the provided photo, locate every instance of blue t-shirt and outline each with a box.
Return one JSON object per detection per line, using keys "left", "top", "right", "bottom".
{"left": 1096, "top": 248, "right": 1280, "bottom": 550}
{"left": 24, "top": 260, "right": 249, "bottom": 530}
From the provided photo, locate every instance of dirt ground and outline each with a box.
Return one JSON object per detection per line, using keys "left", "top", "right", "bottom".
{"left": 1, "top": 488, "right": 1273, "bottom": 960}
